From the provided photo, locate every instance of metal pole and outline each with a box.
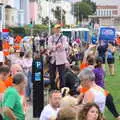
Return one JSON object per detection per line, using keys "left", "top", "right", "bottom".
{"left": 48, "top": 0, "right": 51, "bottom": 36}
{"left": 31, "top": 27, "right": 33, "bottom": 36}
{"left": 78, "top": 1, "right": 80, "bottom": 24}
{"left": 73, "top": 2, "right": 75, "bottom": 25}
{"left": 0, "top": 4, "right": 3, "bottom": 33}
{"left": 61, "top": 0, "right": 63, "bottom": 26}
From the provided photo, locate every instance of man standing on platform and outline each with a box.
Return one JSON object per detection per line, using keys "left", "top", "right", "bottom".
{"left": 48, "top": 24, "right": 69, "bottom": 90}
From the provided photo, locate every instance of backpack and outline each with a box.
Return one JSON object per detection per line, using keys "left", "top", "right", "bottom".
{"left": 107, "top": 50, "right": 113, "bottom": 59}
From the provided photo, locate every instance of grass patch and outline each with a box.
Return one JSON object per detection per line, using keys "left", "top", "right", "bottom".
{"left": 105, "top": 55, "right": 120, "bottom": 120}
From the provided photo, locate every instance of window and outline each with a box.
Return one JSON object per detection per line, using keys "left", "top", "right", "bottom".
{"left": 106, "top": 10, "right": 108, "bottom": 16}
{"left": 12, "top": 16, "right": 14, "bottom": 22}
{"left": 110, "top": 10, "right": 112, "bottom": 16}
{"left": 97, "top": 10, "right": 100, "bottom": 16}
{"left": 6, "top": 15, "right": 8, "bottom": 20}
{"left": 103, "top": 10, "right": 106, "bottom": 16}
{"left": 99, "top": 10, "right": 101, "bottom": 16}
{"left": 101, "top": 10, "right": 103, "bottom": 16}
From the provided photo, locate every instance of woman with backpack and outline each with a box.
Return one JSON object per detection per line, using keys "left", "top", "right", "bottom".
{"left": 107, "top": 42, "right": 116, "bottom": 75}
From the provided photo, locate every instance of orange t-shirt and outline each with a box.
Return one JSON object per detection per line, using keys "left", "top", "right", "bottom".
{"left": 3, "top": 41, "right": 10, "bottom": 56}
{"left": 4, "top": 77, "right": 24, "bottom": 96}
{"left": 80, "top": 62, "right": 88, "bottom": 70}
{"left": 3, "top": 51, "right": 9, "bottom": 56}
{"left": 80, "top": 87, "right": 89, "bottom": 94}
{"left": 4, "top": 76, "right": 13, "bottom": 88}
{"left": 3, "top": 41, "right": 10, "bottom": 49}
{"left": 15, "top": 36, "right": 22, "bottom": 43}
{"left": 0, "top": 80, "right": 7, "bottom": 93}
{"left": 14, "top": 45, "right": 20, "bottom": 50}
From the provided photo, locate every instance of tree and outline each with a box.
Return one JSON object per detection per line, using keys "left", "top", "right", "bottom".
{"left": 52, "top": 6, "right": 66, "bottom": 24}
{"left": 46, "top": 0, "right": 60, "bottom": 2}
{"left": 82, "top": 0, "right": 96, "bottom": 13}
{"left": 42, "top": 16, "right": 49, "bottom": 25}
{"left": 73, "top": 2, "right": 93, "bottom": 23}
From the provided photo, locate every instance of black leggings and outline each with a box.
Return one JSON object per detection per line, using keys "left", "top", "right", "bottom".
{"left": 0, "top": 114, "right": 3, "bottom": 120}
{"left": 106, "top": 94, "right": 119, "bottom": 118}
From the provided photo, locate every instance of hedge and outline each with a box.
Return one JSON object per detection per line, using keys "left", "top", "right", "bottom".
{"left": 9, "top": 24, "right": 48, "bottom": 37}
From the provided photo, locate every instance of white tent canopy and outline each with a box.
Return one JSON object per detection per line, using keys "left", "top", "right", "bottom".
{"left": 61, "top": 28, "right": 90, "bottom": 32}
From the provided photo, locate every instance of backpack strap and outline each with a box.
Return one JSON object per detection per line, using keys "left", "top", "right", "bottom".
{"left": 52, "top": 34, "right": 63, "bottom": 44}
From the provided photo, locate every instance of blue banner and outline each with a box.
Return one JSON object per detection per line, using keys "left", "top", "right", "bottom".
{"left": 2, "top": 32, "right": 9, "bottom": 40}
{"left": 99, "top": 27, "right": 116, "bottom": 41}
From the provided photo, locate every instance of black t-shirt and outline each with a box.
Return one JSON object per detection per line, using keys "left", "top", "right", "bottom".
{"left": 97, "top": 45, "right": 108, "bottom": 58}
{"left": 63, "top": 68, "right": 80, "bottom": 95}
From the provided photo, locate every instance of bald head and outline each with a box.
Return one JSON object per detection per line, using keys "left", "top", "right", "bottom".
{"left": 10, "top": 64, "right": 23, "bottom": 76}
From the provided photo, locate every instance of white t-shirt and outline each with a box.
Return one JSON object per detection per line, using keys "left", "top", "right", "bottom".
{"left": 83, "top": 87, "right": 106, "bottom": 113}
{"left": 40, "top": 104, "right": 59, "bottom": 120}
{"left": 0, "top": 51, "right": 4, "bottom": 62}
{"left": 89, "top": 88, "right": 106, "bottom": 113}
{"left": 8, "top": 54, "right": 19, "bottom": 64}
{"left": 9, "top": 37, "right": 14, "bottom": 45}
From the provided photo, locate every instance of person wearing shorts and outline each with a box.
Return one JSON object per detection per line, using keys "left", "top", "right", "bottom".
{"left": 107, "top": 42, "right": 116, "bottom": 75}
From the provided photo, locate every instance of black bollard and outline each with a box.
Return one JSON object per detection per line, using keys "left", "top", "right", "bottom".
{"left": 32, "top": 55, "right": 44, "bottom": 118}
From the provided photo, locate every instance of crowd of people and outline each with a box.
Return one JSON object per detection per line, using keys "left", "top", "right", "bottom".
{"left": 40, "top": 24, "right": 120, "bottom": 120}
{"left": 0, "top": 24, "right": 120, "bottom": 120}
{"left": 0, "top": 41, "right": 33, "bottom": 119}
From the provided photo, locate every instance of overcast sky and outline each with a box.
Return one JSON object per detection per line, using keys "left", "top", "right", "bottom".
{"left": 65, "top": 0, "right": 120, "bottom": 5}
{"left": 91, "top": 0, "right": 120, "bottom": 5}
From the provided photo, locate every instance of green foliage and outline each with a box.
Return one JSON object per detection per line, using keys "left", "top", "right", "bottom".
{"left": 42, "top": 16, "right": 49, "bottom": 25}
{"left": 73, "top": 2, "right": 93, "bottom": 22}
{"left": 52, "top": 6, "right": 66, "bottom": 24}
{"left": 82, "top": 0, "right": 96, "bottom": 13}
{"left": 9, "top": 27, "right": 26, "bottom": 37}
{"left": 33, "top": 24, "right": 48, "bottom": 35}
{"left": 73, "top": 0, "right": 96, "bottom": 23}
{"left": 9, "top": 24, "right": 48, "bottom": 36}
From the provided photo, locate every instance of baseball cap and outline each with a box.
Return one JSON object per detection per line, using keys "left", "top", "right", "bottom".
{"left": 54, "top": 24, "right": 61, "bottom": 29}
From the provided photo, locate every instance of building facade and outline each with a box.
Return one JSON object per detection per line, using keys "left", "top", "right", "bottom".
{"left": 20, "top": 0, "right": 30, "bottom": 25}
{"left": 5, "top": 7, "right": 17, "bottom": 26}
{"left": 40, "top": 0, "right": 75, "bottom": 25}
{"left": 0, "top": 0, "right": 26, "bottom": 27}
{"left": 0, "top": 0, "right": 15, "bottom": 28}
{"left": 89, "top": 5, "right": 120, "bottom": 30}
{"left": 96, "top": 5, "right": 119, "bottom": 17}
{"left": 29, "top": 0, "right": 39, "bottom": 24}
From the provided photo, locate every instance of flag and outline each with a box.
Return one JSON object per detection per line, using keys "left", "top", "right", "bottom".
{"left": 2, "top": 29, "right": 9, "bottom": 32}
{"left": 2, "top": 29, "right": 9, "bottom": 40}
